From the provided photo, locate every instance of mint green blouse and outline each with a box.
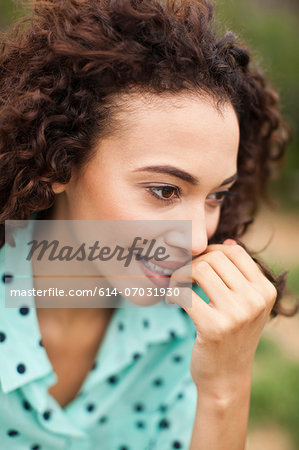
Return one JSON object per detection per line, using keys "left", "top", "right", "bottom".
{"left": 0, "top": 220, "right": 200, "bottom": 450}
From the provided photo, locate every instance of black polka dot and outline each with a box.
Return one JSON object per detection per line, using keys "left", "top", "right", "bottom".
{"left": 142, "top": 319, "right": 150, "bottom": 328}
{"left": 173, "top": 441, "right": 182, "bottom": 449}
{"left": 39, "top": 339, "right": 44, "bottom": 347}
{"left": 177, "top": 392, "right": 184, "bottom": 400}
{"left": 86, "top": 403, "right": 96, "bottom": 412}
{"left": 42, "top": 410, "right": 52, "bottom": 420}
{"left": 134, "top": 403, "right": 144, "bottom": 412}
{"left": 107, "top": 375, "right": 118, "bottom": 384}
{"left": 17, "top": 363, "right": 26, "bottom": 374}
{"left": 153, "top": 377, "right": 163, "bottom": 387}
{"left": 99, "top": 415, "right": 108, "bottom": 424}
{"left": 31, "top": 445, "right": 41, "bottom": 450}
{"left": 136, "top": 420, "right": 146, "bottom": 429}
{"left": 158, "top": 418, "right": 170, "bottom": 429}
{"left": 173, "top": 354, "right": 183, "bottom": 363}
{"left": 180, "top": 308, "right": 187, "bottom": 315}
{"left": 7, "top": 429, "right": 19, "bottom": 437}
{"left": 118, "top": 322, "right": 125, "bottom": 331}
{"left": 2, "top": 273, "right": 13, "bottom": 284}
{"left": 23, "top": 400, "right": 32, "bottom": 411}
{"left": 19, "top": 306, "right": 29, "bottom": 315}
{"left": 91, "top": 361, "right": 97, "bottom": 370}
{"left": 0, "top": 331, "right": 6, "bottom": 342}
{"left": 159, "top": 404, "right": 168, "bottom": 413}
{"left": 132, "top": 352, "right": 141, "bottom": 361}
{"left": 119, "top": 446, "right": 129, "bottom": 450}
{"left": 169, "top": 330, "right": 177, "bottom": 339}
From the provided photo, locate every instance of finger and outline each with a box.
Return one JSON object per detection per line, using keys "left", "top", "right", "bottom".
{"left": 168, "top": 259, "right": 233, "bottom": 309}
{"left": 168, "top": 262, "right": 194, "bottom": 289}
{"left": 195, "top": 250, "right": 250, "bottom": 293}
{"left": 166, "top": 264, "right": 194, "bottom": 308}
{"left": 204, "top": 243, "right": 266, "bottom": 285}
{"left": 165, "top": 286, "right": 215, "bottom": 333}
{"left": 189, "top": 260, "right": 232, "bottom": 310}
{"left": 165, "top": 285, "right": 195, "bottom": 308}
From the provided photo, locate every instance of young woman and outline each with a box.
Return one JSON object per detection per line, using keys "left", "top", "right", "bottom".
{"left": 0, "top": 0, "right": 297, "bottom": 449}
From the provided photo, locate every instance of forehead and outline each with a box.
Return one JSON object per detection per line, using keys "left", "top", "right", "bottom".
{"left": 93, "top": 91, "right": 240, "bottom": 187}
{"left": 107, "top": 91, "right": 239, "bottom": 159}
{"left": 112, "top": 91, "right": 238, "bottom": 139}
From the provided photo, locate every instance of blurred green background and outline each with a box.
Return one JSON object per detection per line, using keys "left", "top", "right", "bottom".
{"left": 1, "top": 1, "right": 298, "bottom": 449}
{"left": 216, "top": 0, "right": 299, "bottom": 213}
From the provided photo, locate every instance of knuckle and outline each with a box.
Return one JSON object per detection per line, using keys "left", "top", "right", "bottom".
{"left": 230, "top": 244, "right": 245, "bottom": 254}
{"left": 253, "top": 291, "right": 265, "bottom": 303}
{"left": 258, "top": 301, "right": 267, "bottom": 315}
{"left": 198, "top": 250, "right": 225, "bottom": 267}
{"left": 213, "top": 318, "right": 232, "bottom": 339}
{"left": 209, "top": 328, "right": 222, "bottom": 343}
{"left": 195, "top": 260, "right": 210, "bottom": 271}
{"left": 245, "top": 288, "right": 266, "bottom": 317}
{"left": 211, "top": 250, "right": 225, "bottom": 259}
{"left": 231, "top": 306, "right": 248, "bottom": 326}
{"left": 266, "top": 281, "right": 278, "bottom": 303}
{"left": 253, "top": 293, "right": 267, "bottom": 315}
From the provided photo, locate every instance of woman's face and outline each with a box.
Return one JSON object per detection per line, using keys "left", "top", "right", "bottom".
{"left": 50, "top": 93, "right": 240, "bottom": 305}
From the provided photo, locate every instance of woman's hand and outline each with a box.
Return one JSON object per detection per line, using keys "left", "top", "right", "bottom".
{"left": 166, "top": 239, "right": 277, "bottom": 397}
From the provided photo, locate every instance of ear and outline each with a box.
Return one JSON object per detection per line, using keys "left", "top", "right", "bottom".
{"left": 52, "top": 182, "right": 67, "bottom": 194}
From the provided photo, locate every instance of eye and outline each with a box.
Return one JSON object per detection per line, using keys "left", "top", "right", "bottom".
{"left": 207, "top": 190, "right": 236, "bottom": 206}
{"left": 147, "top": 185, "right": 181, "bottom": 204}
{"left": 146, "top": 185, "right": 237, "bottom": 207}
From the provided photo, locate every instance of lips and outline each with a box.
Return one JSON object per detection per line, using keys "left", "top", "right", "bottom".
{"left": 137, "top": 259, "right": 172, "bottom": 288}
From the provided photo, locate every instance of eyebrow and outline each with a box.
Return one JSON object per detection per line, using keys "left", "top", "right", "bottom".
{"left": 132, "top": 165, "right": 238, "bottom": 187}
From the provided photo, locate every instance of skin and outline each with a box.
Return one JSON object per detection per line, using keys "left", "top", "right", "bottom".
{"left": 44, "top": 92, "right": 240, "bottom": 312}
{"left": 34, "top": 92, "right": 277, "bottom": 417}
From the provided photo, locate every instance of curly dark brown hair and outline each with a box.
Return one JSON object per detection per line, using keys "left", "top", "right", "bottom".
{"left": 0, "top": 0, "right": 298, "bottom": 317}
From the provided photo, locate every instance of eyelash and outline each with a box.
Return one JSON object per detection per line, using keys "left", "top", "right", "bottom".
{"left": 147, "top": 185, "right": 237, "bottom": 206}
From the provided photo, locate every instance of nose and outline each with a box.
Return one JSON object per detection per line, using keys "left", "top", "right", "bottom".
{"left": 163, "top": 211, "right": 208, "bottom": 259}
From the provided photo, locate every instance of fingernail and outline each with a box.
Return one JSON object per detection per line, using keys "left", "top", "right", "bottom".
{"left": 223, "top": 239, "right": 237, "bottom": 245}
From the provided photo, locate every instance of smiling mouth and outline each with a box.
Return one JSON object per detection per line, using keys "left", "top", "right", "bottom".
{"left": 138, "top": 257, "right": 174, "bottom": 276}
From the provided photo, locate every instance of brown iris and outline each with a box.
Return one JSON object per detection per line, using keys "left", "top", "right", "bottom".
{"left": 161, "top": 186, "right": 176, "bottom": 199}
